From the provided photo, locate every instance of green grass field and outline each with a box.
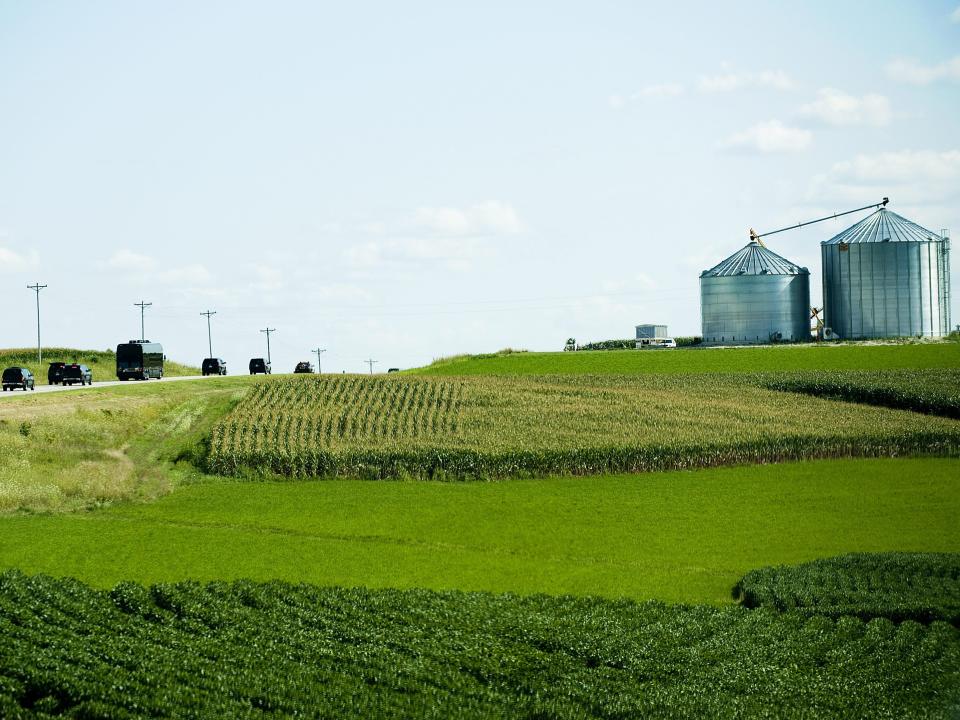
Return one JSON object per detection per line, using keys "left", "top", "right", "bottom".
{"left": 0, "top": 347, "right": 199, "bottom": 383}
{"left": 1, "top": 458, "right": 956, "bottom": 604}
{"left": 413, "top": 341, "right": 960, "bottom": 375}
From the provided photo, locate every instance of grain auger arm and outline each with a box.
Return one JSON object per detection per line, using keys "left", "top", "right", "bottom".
{"left": 750, "top": 198, "right": 889, "bottom": 243}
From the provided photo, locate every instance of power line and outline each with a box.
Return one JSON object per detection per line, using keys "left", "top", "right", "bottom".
{"left": 260, "top": 327, "right": 276, "bottom": 366}
{"left": 364, "top": 358, "right": 378, "bottom": 375}
{"left": 134, "top": 301, "right": 152, "bottom": 341}
{"left": 313, "top": 347, "right": 326, "bottom": 374}
{"left": 27, "top": 282, "right": 47, "bottom": 363}
{"left": 200, "top": 310, "right": 217, "bottom": 357}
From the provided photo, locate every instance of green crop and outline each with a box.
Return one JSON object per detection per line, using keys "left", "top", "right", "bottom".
{"left": 734, "top": 553, "right": 960, "bottom": 625}
{"left": 1, "top": 570, "right": 959, "bottom": 718}
{"left": 206, "top": 374, "right": 960, "bottom": 479}
{"left": 764, "top": 369, "right": 960, "bottom": 419}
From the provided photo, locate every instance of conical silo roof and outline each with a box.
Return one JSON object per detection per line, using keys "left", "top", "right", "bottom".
{"left": 700, "top": 241, "right": 808, "bottom": 277}
{"left": 822, "top": 208, "right": 943, "bottom": 245}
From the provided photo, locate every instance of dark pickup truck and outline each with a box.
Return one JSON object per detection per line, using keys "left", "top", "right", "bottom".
{"left": 62, "top": 364, "right": 92, "bottom": 386}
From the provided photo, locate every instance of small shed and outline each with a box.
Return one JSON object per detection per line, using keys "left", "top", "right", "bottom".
{"left": 636, "top": 324, "right": 668, "bottom": 339}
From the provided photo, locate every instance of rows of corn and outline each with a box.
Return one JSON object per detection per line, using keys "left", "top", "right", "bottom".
{"left": 206, "top": 373, "right": 960, "bottom": 479}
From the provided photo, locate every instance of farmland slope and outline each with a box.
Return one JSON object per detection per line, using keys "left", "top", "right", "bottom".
{"left": 411, "top": 342, "right": 960, "bottom": 376}
{"left": 207, "top": 373, "right": 960, "bottom": 479}
{"left": 2, "top": 458, "right": 957, "bottom": 603}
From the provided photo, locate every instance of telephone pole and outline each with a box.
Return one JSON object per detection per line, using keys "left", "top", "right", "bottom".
{"left": 313, "top": 347, "right": 326, "bottom": 374}
{"left": 200, "top": 310, "right": 216, "bottom": 357}
{"left": 260, "top": 327, "right": 276, "bottom": 366}
{"left": 27, "top": 282, "right": 47, "bottom": 363}
{"left": 134, "top": 301, "right": 152, "bottom": 341}
{"left": 364, "top": 358, "right": 378, "bottom": 375}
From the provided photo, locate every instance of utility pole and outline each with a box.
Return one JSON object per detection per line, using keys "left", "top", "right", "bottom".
{"left": 364, "top": 358, "right": 378, "bottom": 375}
{"left": 27, "top": 283, "right": 47, "bottom": 363}
{"left": 200, "top": 310, "right": 217, "bottom": 357}
{"left": 134, "top": 301, "right": 152, "bottom": 341}
{"left": 260, "top": 327, "right": 276, "bottom": 367}
{"left": 313, "top": 347, "right": 327, "bottom": 374}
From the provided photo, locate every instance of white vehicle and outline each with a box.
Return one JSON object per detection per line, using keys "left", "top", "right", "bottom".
{"left": 636, "top": 337, "right": 677, "bottom": 349}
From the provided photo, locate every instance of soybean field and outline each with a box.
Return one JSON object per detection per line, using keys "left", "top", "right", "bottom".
{"left": 734, "top": 552, "right": 960, "bottom": 624}
{"left": 2, "top": 569, "right": 959, "bottom": 719}
{"left": 207, "top": 372, "right": 960, "bottom": 479}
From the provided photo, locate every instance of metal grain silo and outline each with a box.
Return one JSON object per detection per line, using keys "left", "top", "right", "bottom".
{"left": 700, "top": 241, "right": 810, "bottom": 345}
{"left": 821, "top": 209, "right": 951, "bottom": 339}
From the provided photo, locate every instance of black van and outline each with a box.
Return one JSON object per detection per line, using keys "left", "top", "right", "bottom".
{"left": 202, "top": 358, "right": 227, "bottom": 376}
{"left": 48, "top": 361, "right": 66, "bottom": 385}
{"left": 2, "top": 367, "right": 35, "bottom": 391}
{"left": 249, "top": 358, "right": 270, "bottom": 375}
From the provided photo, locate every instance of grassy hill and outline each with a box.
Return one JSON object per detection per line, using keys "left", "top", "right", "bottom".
{"left": 411, "top": 341, "right": 960, "bottom": 375}
{"left": 0, "top": 347, "right": 199, "bottom": 382}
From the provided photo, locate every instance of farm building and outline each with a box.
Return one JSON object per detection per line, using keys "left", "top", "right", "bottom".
{"left": 821, "top": 208, "right": 951, "bottom": 339}
{"left": 700, "top": 241, "right": 810, "bottom": 345}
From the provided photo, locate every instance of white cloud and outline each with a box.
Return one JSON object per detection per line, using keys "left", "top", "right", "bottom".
{"left": 247, "top": 264, "right": 285, "bottom": 292}
{"left": 342, "top": 237, "right": 490, "bottom": 272}
{"left": 698, "top": 69, "right": 793, "bottom": 92}
{"left": 885, "top": 55, "right": 960, "bottom": 85}
{"left": 413, "top": 201, "right": 521, "bottom": 236}
{"left": 157, "top": 264, "right": 213, "bottom": 286}
{"left": 807, "top": 150, "right": 960, "bottom": 206}
{"left": 609, "top": 84, "right": 685, "bottom": 109}
{"left": 0, "top": 245, "right": 38, "bottom": 272}
{"left": 800, "top": 88, "right": 891, "bottom": 127}
{"left": 106, "top": 249, "right": 156, "bottom": 272}
{"left": 951, "top": 6, "right": 960, "bottom": 22}
{"left": 720, "top": 120, "right": 812, "bottom": 153}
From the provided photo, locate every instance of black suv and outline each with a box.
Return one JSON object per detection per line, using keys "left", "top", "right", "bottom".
{"left": 48, "top": 361, "right": 66, "bottom": 385}
{"left": 62, "top": 364, "right": 92, "bottom": 386}
{"left": 249, "top": 358, "right": 270, "bottom": 375}
{"left": 202, "top": 358, "right": 227, "bottom": 376}
{"left": 2, "top": 367, "right": 35, "bottom": 391}
{"left": 293, "top": 361, "right": 314, "bottom": 374}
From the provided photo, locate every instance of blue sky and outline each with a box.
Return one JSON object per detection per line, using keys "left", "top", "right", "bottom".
{"left": 1, "top": 1, "right": 958, "bottom": 371}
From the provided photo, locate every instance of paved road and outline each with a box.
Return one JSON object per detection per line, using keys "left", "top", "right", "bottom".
{"left": 0, "top": 374, "right": 208, "bottom": 398}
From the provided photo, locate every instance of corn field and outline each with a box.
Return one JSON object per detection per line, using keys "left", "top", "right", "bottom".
{"left": 205, "top": 374, "right": 960, "bottom": 479}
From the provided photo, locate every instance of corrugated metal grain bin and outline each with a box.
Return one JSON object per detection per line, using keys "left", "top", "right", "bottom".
{"left": 821, "top": 209, "right": 951, "bottom": 338}
{"left": 700, "top": 242, "right": 810, "bottom": 345}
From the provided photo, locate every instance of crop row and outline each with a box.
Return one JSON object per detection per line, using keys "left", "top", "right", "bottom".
{"left": 764, "top": 369, "right": 960, "bottom": 419}
{"left": 733, "top": 552, "right": 960, "bottom": 625}
{"left": 205, "top": 373, "right": 960, "bottom": 479}
{"left": 1, "top": 570, "right": 959, "bottom": 718}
